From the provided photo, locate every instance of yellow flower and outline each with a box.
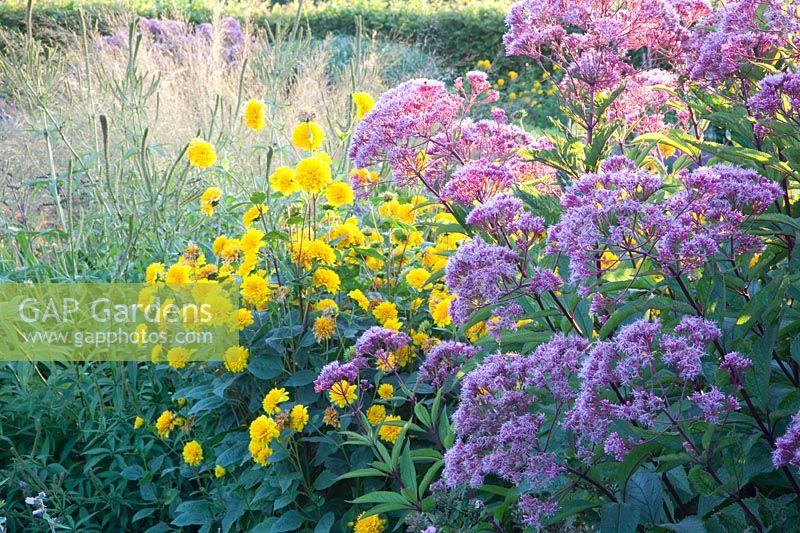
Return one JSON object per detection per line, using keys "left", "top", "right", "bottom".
{"left": 241, "top": 274, "right": 269, "bottom": 306}
{"left": 314, "top": 298, "right": 339, "bottom": 314}
{"left": 600, "top": 250, "right": 618, "bottom": 269}
{"left": 223, "top": 346, "right": 249, "bottom": 372}
{"left": 496, "top": 78, "right": 505, "bottom": 87}
{"left": 353, "top": 91, "right": 375, "bottom": 121}
{"left": 289, "top": 404, "right": 309, "bottom": 432}
{"left": 200, "top": 187, "right": 222, "bottom": 216}
{"left": 146, "top": 263, "right": 164, "bottom": 285}
{"left": 249, "top": 415, "right": 280, "bottom": 443}
{"left": 466, "top": 321, "right": 489, "bottom": 342}
{"left": 658, "top": 143, "right": 676, "bottom": 158}
{"left": 241, "top": 228, "right": 266, "bottom": 255}
{"left": 508, "top": 70, "right": 518, "bottom": 80}
{"left": 187, "top": 139, "right": 216, "bottom": 168}
{"left": 352, "top": 513, "right": 386, "bottom": 533}
{"left": 175, "top": 397, "right": 187, "bottom": 407}
{"left": 366, "top": 404, "right": 386, "bottom": 425}
{"left": 291, "top": 238, "right": 337, "bottom": 269}
{"left": 167, "top": 347, "right": 193, "bottom": 369}
{"left": 383, "top": 318, "right": 402, "bottom": 331}
{"left": 329, "top": 379, "right": 356, "bottom": 408}
{"left": 291, "top": 121, "right": 325, "bottom": 151}
{"left": 325, "top": 181, "right": 355, "bottom": 206}
{"left": 214, "top": 465, "right": 227, "bottom": 478}
{"left": 165, "top": 264, "right": 192, "bottom": 286}
{"left": 313, "top": 268, "right": 341, "bottom": 293}
{"left": 329, "top": 220, "right": 366, "bottom": 248}
{"left": 133, "top": 416, "right": 145, "bottom": 429}
{"left": 378, "top": 415, "right": 402, "bottom": 444}
{"left": 372, "top": 301, "right": 398, "bottom": 324}
{"left": 155, "top": 410, "right": 178, "bottom": 438}
{"left": 262, "top": 387, "right": 290, "bottom": 415}
{"left": 249, "top": 438, "right": 273, "bottom": 466}
{"left": 243, "top": 204, "right": 268, "bottom": 228}
{"left": 182, "top": 440, "right": 203, "bottom": 466}
{"left": 296, "top": 156, "right": 332, "bottom": 194}
{"left": 476, "top": 59, "right": 491, "bottom": 70}
{"left": 377, "top": 383, "right": 394, "bottom": 399}
{"left": 431, "top": 294, "right": 454, "bottom": 328}
{"left": 313, "top": 315, "right": 336, "bottom": 341}
{"left": 348, "top": 289, "right": 370, "bottom": 311}
{"left": 405, "top": 268, "right": 430, "bottom": 290}
{"left": 244, "top": 98, "right": 266, "bottom": 132}
{"left": 269, "top": 166, "right": 300, "bottom": 195}
{"left": 237, "top": 308, "right": 254, "bottom": 330}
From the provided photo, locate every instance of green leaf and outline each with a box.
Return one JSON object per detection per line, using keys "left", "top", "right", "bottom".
{"left": 600, "top": 502, "right": 640, "bottom": 533}
{"left": 625, "top": 471, "right": 665, "bottom": 524}
{"left": 350, "top": 491, "right": 412, "bottom": 507}
{"left": 314, "top": 513, "right": 335, "bottom": 533}
{"left": 250, "top": 191, "right": 267, "bottom": 204}
{"left": 121, "top": 465, "right": 145, "bottom": 480}
{"left": 313, "top": 470, "right": 339, "bottom": 490}
{"left": 399, "top": 443, "right": 417, "bottom": 499}
{"left": 659, "top": 516, "right": 707, "bottom": 533}
{"left": 688, "top": 467, "right": 717, "bottom": 496}
{"left": 132, "top": 508, "right": 155, "bottom": 522}
{"left": 270, "top": 510, "right": 305, "bottom": 532}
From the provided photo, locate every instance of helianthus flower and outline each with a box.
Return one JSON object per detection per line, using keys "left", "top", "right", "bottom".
{"left": 325, "top": 181, "right": 355, "bottom": 206}
{"left": 348, "top": 289, "right": 371, "bottom": 311}
{"left": 237, "top": 308, "right": 254, "bottom": 330}
{"left": 214, "top": 465, "right": 227, "bottom": 478}
{"left": 296, "top": 156, "right": 332, "bottom": 194}
{"left": 313, "top": 315, "right": 336, "bottom": 341}
{"left": 405, "top": 268, "right": 431, "bottom": 290}
{"left": 249, "top": 415, "right": 280, "bottom": 443}
{"left": 133, "top": 416, "right": 145, "bottom": 429}
{"left": 352, "top": 91, "right": 375, "bottom": 121}
{"left": 329, "top": 220, "right": 366, "bottom": 248}
{"left": 366, "top": 404, "right": 386, "bottom": 425}
{"left": 240, "top": 228, "right": 266, "bottom": 255}
{"left": 241, "top": 274, "right": 269, "bottom": 306}
{"left": 289, "top": 404, "right": 309, "bottom": 432}
{"left": 313, "top": 268, "right": 341, "bottom": 293}
{"left": 329, "top": 379, "right": 356, "bottom": 408}
{"left": 314, "top": 299, "right": 339, "bottom": 314}
{"left": 378, "top": 415, "right": 402, "bottom": 443}
{"left": 182, "top": 440, "right": 203, "bottom": 466}
{"left": 243, "top": 204, "right": 268, "bottom": 228}
{"left": 269, "top": 166, "right": 300, "bottom": 195}
{"left": 244, "top": 98, "right": 266, "bottom": 132}
{"left": 201, "top": 187, "right": 222, "bottom": 216}
{"left": 372, "top": 301, "right": 398, "bottom": 324}
{"left": 165, "top": 264, "right": 192, "bottom": 286}
{"left": 146, "top": 263, "right": 164, "bottom": 285}
{"left": 223, "top": 346, "right": 249, "bottom": 373}
{"left": 291, "top": 121, "right": 325, "bottom": 151}
{"left": 377, "top": 383, "right": 394, "bottom": 399}
{"left": 249, "top": 439, "right": 273, "bottom": 466}
{"left": 431, "top": 295, "right": 454, "bottom": 327}
{"left": 352, "top": 512, "right": 386, "bottom": 533}
{"left": 167, "top": 347, "right": 193, "bottom": 369}
{"left": 155, "top": 410, "right": 179, "bottom": 438}
{"left": 187, "top": 139, "right": 217, "bottom": 168}
{"left": 262, "top": 387, "right": 290, "bottom": 415}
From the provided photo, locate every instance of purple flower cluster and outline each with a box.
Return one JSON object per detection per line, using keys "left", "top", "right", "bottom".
{"left": 749, "top": 73, "right": 800, "bottom": 135}
{"left": 606, "top": 69, "right": 687, "bottom": 134}
{"left": 774, "top": 409, "right": 800, "bottom": 471}
{"left": 314, "top": 357, "right": 367, "bottom": 393}
{"left": 548, "top": 158, "right": 781, "bottom": 285}
{"left": 354, "top": 327, "right": 411, "bottom": 358}
{"left": 688, "top": 386, "right": 739, "bottom": 423}
{"left": 445, "top": 237, "right": 520, "bottom": 325}
{"left": 686, "top": 0, "right": 799, "bottom": 82}
{"left": 418, "top": 341, "right": 480, "bottom": 388}
{"left": 661, "top": 316, "right": 720, "bottom": 380}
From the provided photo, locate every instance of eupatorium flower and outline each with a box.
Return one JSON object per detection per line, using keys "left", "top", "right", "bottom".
{"left": 418, "top": 341, "right": 480, "bottom": 388}
{"left": 774, "top": 410, "right": 800, "bottom": 471}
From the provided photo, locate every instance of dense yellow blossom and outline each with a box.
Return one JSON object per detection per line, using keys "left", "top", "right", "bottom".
{"left": 249, "top": 415, "right": 280, "bottom": 443}
{"left": 378, "top": 415, "right": 403, "bottom": 443}
{"left": 291, "top": 238, "right": 337, "bottom": 269}
{"left": 200, "top": 187, "right": 222, "bottom": 216}
{"left": 291, "top": 121, "right": 325, "bottom": 151}
{"left": 182, "top": 440, "right": 203, "bottom": 466}
{"left": 156, "top": 410, "right": 179, "bottom": 438}
{"left": 269, "top": 166, "right": 300, "bottom": 195}
{"left": 165, "top": 264, "right": 191, "bottom": 286}
{"left": 237, "top": 308, "right": 254, "bottom": 330}
{"left": 223, "top": 346, "right": 249, "bottom": 373}
{"left": 262, "top": 387, "right": 290, "bottom": 415}
{"left": 372, "top": 301, "right": 398, "bottom": 324}
{"left": 296, "top": 156, "right": 332, "bottom": 194}
{"left": 249, "top": 438, "right": 273, "bottom": 466}
{"left": 134, "top": 416, "right": 145, "bottom": 429}
{"left": 187, "top": 139, "right": 217, "bottom": 168}
{"left": 244, "top": 98, "right": 266, "bottom": 132}
{"left": 241, "top": 274, "right": 269, "bottom": 306}
{"left": 146, "top": 263, "right": 164, "bottom": 285}
{"left": 405, "top": 268, "right": 431, "bottom": 290}
{"left": 289, "top": 404, "right": 309, "bottom": 432}
{"left": 353, "top": 91, "right": 375, "bottom": 120}
{"left": 214, "top": 465, "right": 227, "bottom": 478}
{"left": 329, "top": 220, "right": 366, "bottom": 248}
{"left": 243, "top": 204, "right": 268, "bottom": 228}
{"left": 353, "top": 513, "right": 386, "bottom": 533}
{"left": 348, "top": 289, "right": 371, "bottom": 311}
{"left": 313, "top": 315, "right": 336, "bottom": 341}
{"left": 313, "top": 268, "right": 341, "bottom": 293}
{"left": 325, "top": 181, "right": 355, "bottom": 206}
{"left": 377, "top": 383, "right": 394, "bottom": 399}
{"left": 167, "top": 347, "right": 192, "bottom": 369}
{"left": 366, "top": 404, "right": 387, "bottom": 425}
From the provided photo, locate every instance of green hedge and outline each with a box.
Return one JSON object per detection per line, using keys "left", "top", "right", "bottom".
{"left": 0, "top": 0, "right": 522, "bottom": 71}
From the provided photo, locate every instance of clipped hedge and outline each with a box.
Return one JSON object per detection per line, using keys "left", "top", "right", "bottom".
{"left": 0, "top": 0, "right": 522, "bottom": 71}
